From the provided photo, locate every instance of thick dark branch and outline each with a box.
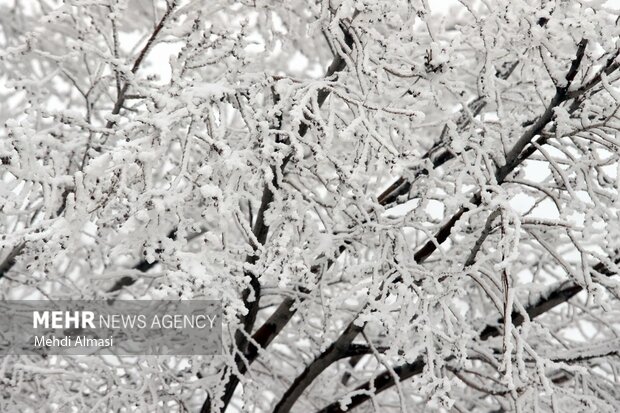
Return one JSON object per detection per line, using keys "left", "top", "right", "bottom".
{"left": 0, "top": 244, "right": 25, "bottom": 281}
{"left": 377, "top": 61, "right": 518, "bottom": 208}
{"left": 234, "top": 163, "right": 283, "bottom": 359}
{"left": 272, "top": 321, "right": 364, "bottom": 413}
{"left": 235, "top": 16, "right": 356, "bottom": 350}
{"left": 106, "top": 260, "right": 157, "bottom": 293}
{"left": 106, "top": 229, "right": 177, "bottom": 294}
{"left": 317, "top": 255, "right": 619, "bottom": 413}
{"left": 315, "top": 39, "right": 594, "bottom": 413}
{"left": 201, "top": 15, "right": 357, "bottom": 413}
{"left": 241, "top": 52, "right": 523, "bottom": 391}
{"left": 106, "top": 2, "right": 176, "bottom": 128}
{"left": 317, "top": 358, "right": 426, "bottom": 413}
{"left": 272, "top": 55, "right": 591, "bottom": 406}
{"left": 480, "top": 257, "right": 617, "bottom": 339}
{"left": 405, "top": 39, "right": 589, "bottom": 275}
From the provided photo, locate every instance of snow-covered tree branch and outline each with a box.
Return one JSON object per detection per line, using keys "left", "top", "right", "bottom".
{"left": 1, "top": 0, "right": 620, "bottom": 412}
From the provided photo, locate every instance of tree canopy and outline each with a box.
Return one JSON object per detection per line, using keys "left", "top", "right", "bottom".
{"left": 1, "top": 0, "right": 620, "bottom": 412}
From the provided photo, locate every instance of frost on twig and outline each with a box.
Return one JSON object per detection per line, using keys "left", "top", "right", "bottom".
{"left": 1, "top": 1, "right": 620, "bottom": 412}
